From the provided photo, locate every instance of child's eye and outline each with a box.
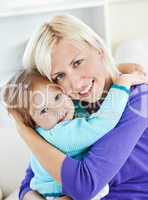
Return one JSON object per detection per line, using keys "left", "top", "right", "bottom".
{"left": 73, "top": 59, "right": 84, "bottom": 68}
{"left": 40, "top": 107, "right": 48, "bottom": 115}
{"left": 55, "top": 93, "right": 62, "bottom": 101}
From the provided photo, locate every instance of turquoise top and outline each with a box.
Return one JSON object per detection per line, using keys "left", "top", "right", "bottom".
{"left": 30, "top": 84, "right": 130, "bottom": 197}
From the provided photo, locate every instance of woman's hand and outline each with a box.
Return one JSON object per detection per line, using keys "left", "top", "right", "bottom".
{"left": 23, "top": 192, "right": 72, "bottom": 200}
{"left": 9, "top": 110, "right": 27, "bottom": 135}
{"left": 58, "top": 196, "right": 72, "bottom": 200}
{"left": 23, "top": 191, "right": 46, "bottom": 200}
{"left": 9, "top": 110, "right": 29, "bottom": 144}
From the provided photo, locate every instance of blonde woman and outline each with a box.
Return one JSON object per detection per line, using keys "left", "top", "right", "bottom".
{"left": 11, "top": 15, "right": 148, "bottom": 200}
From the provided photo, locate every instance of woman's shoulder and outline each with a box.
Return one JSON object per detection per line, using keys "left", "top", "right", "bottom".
{"left": 121, "top": 84, "right": 148, "bottom": 121}
{"left": 129, "top": 84, "right": 148, "bottom": 105}
{"left": 130, "top": 84, "right": 148, "bottom": 97}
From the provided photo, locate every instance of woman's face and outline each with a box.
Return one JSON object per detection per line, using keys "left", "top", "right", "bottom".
{"left": 51, "top": 39, "right": 111, "bottom": 103}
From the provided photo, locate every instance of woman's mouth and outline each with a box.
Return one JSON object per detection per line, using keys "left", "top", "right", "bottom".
{"left": 79, "top": 80, "right": 95, "bottom": 98}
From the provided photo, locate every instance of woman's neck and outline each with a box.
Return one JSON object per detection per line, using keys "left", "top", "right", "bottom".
{"left": 102, "top": 76, "right": 113, "bottom": 100}
{"left": 86, "top": 76, "right": 113, "bottom": 114}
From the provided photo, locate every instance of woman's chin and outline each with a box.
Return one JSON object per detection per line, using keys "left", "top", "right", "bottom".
{"left": 80, "top": 93, "right": 102, "bottom": 103}
{"left": 83, "top": 82, "right": 104, "bottom": 103}
{"left": 80, "top": 86, "right": 104, "bottom": 103}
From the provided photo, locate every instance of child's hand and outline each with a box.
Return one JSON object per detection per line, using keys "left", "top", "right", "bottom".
{"left": 118, "top": 63, "right": 146, "bottom": 75}
{"left": 114, "top": 71, "right": 148, "bottom": 88}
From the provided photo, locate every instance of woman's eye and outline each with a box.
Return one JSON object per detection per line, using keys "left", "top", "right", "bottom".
{"left": 73, "top": 59, "right": 83, "bottom": 68}
{"left": 54, "top": 73, "right": 65, "bottom": 83}
{"left": 55, "top": 93, "right": 62, "bottom": 101}
{"left": 40, "top": 107, "right": 48, "bottom": 115}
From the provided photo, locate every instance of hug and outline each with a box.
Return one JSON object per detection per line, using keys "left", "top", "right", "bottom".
{"left": 3, "top": 14, "right": 148, "bottom": 200}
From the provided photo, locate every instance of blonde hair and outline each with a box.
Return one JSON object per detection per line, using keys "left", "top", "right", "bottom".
{"left": 2, "top": 68, "right": 50, "bottom": 128}
{"left": 23, "top": 14, "right": 119, "bottom": 81}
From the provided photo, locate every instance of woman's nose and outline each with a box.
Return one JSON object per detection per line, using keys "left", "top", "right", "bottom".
{"left": 65, "top": 76, "right": 83, "bottom": 96}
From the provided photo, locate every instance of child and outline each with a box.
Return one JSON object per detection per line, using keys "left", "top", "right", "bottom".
{"left": 2, "top": 68, "right": 147, "bottom": 200}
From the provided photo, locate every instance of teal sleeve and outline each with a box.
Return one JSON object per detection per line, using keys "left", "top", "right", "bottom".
{"left": 36, "top": 85, "right": 130, "bottom": 155}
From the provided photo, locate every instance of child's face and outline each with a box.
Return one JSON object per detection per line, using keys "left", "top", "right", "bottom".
{"left": 29, "top": 80, "right": 74, "bottom": 130}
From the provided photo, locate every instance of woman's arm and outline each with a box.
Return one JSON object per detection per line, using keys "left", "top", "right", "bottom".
{"left": 19, "top": 165, "right": 33, "bottom": 200}
{"left": 16, "top": 84, "right": 148, "bottom": 199}
{"left": 61, "top": 84, "right": 148, "bottom": 199}
{"left": 14, "top": 120, "right": 65, "bottom": 183}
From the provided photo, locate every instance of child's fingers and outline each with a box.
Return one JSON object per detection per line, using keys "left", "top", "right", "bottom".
{"left": 131, "top": 73, "right": 147, "bottom": 84}
{"left": 137, "top": 76, "right": 148, "bottom": 84}
{"left": 132, "top": 70, "right": 146, "bottom": 76}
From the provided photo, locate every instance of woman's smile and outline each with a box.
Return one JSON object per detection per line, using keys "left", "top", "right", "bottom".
{"left": 79, "top": 79, "right": 95, "bottom": 99}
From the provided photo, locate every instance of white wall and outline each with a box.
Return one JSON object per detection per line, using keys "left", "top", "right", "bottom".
{"left": 108, "top": 0, "right": 148, "bottom": 50}
{"left": 0, "top": 6, "right": 106, "bottom": 86}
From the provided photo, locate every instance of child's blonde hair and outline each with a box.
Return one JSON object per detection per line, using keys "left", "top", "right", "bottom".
{"left": 2, "top": 68, "right": 50, "bottom": 128}
{"left": 23, "top": 14, "right": 119, "bottom": 81}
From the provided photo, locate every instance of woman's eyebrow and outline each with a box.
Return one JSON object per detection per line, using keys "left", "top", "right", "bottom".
{"left": 51, "top": 52, "right": 80, "bottom": 77}
{"left": 69, "top": 52, "right": 80, "bottom": 66}
{"left": 51, "top": 72, "right": 61, "bottom": 77}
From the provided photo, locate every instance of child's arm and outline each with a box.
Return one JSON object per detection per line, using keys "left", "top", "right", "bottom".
{"left": 36, "top": 84, "right": 129, "bottom": 154}
{"left": 30, "top": 83, "right": 129, "bottom": 199}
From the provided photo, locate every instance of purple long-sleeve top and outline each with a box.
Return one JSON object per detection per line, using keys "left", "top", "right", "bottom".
{"left": 19, "top": 84, "right": 148, "bottom": 200}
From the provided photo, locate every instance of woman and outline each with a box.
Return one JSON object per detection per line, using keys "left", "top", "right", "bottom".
{"left": 12, "top": 15, "right": 148, "bottom": 200}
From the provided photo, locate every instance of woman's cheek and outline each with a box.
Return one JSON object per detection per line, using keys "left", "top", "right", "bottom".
{"left": 91, "top": 79, "right": 105, "bottom": 102}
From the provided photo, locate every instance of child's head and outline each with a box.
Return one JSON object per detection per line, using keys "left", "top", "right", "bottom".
{"left": 2, "top": 69, "right": 74, "bottom": 129}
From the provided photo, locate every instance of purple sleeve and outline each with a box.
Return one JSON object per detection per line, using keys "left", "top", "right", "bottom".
{"left": 61, "top": 84, "right": 148, "bottom": 200}
{"left": 19, "top": 165, "right": 34, "bottom": 200}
